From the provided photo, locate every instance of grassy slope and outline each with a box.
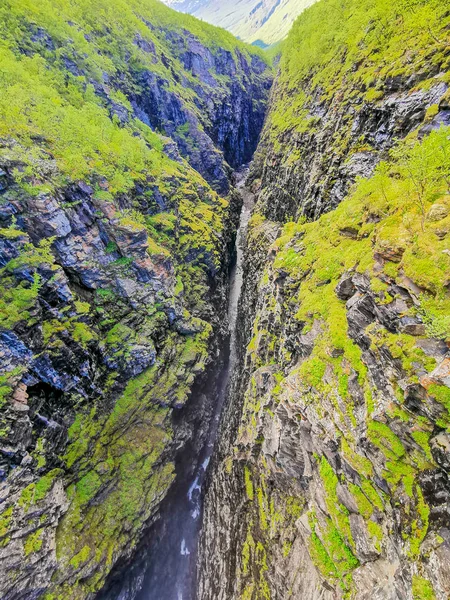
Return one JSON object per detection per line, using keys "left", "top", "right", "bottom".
{"left": 0, "top": 0, "right": 266, "bottom": 195}
{"left": 268, "top": 0, "right": 450, "bottom": 140}
{"left": 244, "top": 0, "right": 317, "bottom": 46}
{"left": 180, "top": 0, "right": 316, "bottom": 46}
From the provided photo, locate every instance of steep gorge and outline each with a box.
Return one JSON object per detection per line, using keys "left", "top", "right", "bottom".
{"left": 1, "top": 0, "right": 450, "bottom": 600}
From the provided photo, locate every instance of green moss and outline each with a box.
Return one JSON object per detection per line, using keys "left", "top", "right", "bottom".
{"left": 0, "top": 368, "right": 24, "bottom": 409}
{"left": 409, "top": 485, "right": 430, "bottom": 557}
{"left": 428, "top": 384, "right": 450, "bottom": 413}
{"left": 244, "top": 466, "right": 254, "bottom": 501}
{"left": 298, "top": 356, "right": 326, "bottom": 388}
{"left": 24, "top": 529, "right": 44, "bottom": 556}
{"left": 242, "top": 528, "right": 255, "bottom": 576}
{"left": 367, "top": 421, "right": 405, "bottom": 461}
{"left": 0, "top": 227, "right": 25, "bottom": 239}
{"left": 105, "top": 242, "right": 118, "bottom": 254}
{"left": 309, "top": 530, "right": 339, "bottom": 580}
{"left": 308, "top": 510, "right": 358, "bottom": 591}
{"left": 341, "top": 438, "right": 373, "bottom": 477}
{"left": 19, "top": 469, "right": 62, "bottom": 512}
{"left": 412, "top": 575, "right": 436, "bottom": 600}
{"left": 285, "top": 496, "right": 304, "bottom": 519}
{"left": 411, "top": 430, "right": 433, "bottom": 461}
{"left": 257, "top": 486, "right": 269, "bottom": 531}
{"left": 96, "top": 288, "right": 116, "bottom": 302}
{"left": 348, "top": 484, "right": 373, "bottom": 519}
{"left": 367, "top": 521, "right": 383, "bottom": 546}
{"left": 282, "top": 539, "right": 292, "bottom": 557}
{"left": 71, "top": 321, "right": 95, "bottom": 346}
{"left": 0, "top": 0, "right": 265, "bottom": 597}
{"left": 0, "top": 506, "right": 13, "bottom": 539}
{"left": 360, "top": 479, "right": 384, "bottom": 511}
{"left": 318, "top": 456, "right": 354, "bottom": 549}
{"left": 69, "top": 545, "right": 91, "bottom": 569}
{"left": 75, "top": 471, "right": 102, "bottom": 505}
{"left": 64, "top": 409, "right": 101, "bottom": 469}
{"left": 35, "top": 469, "right": 62, "bottom": 501}
{"left": 0, "top": 272, "right": 41, "bottom": 329}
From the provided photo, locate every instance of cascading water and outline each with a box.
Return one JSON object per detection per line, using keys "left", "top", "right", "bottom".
{"left": 123, "top": 172, "right": 255, "bottom": 600}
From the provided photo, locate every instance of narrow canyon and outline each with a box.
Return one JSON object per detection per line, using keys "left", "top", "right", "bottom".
{"left": 0, "top": 1, "right": 449, "bottom": 600}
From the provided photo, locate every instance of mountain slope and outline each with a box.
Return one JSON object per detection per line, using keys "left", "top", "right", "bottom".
{"left": 163, "top": 0, "right": 317, "bottom": 45}
{"left": 200, "top": 0, "right": 450, "bottom": 598}
{"left": 0, "top": 1, "right": 271, "bottom": 598}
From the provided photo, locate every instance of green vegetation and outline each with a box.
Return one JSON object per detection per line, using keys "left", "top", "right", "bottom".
{"left": 69, "top": 545, "right": 91, "bottom": 569}
{"left": 308, "top": 510, "right": 358, "bottom": 593}
{"left": 244, "top": 466, "right": 254, "bottom": 500}
{"left": 24, "top": 529, "right": 44, "bottom": 556}
{"left": 318, "top": 457, "right": 354, "bottom": 549}
{"left": 412, "top": 575, "right": 436, "bottom": 600}
{"left": 0, "top": 507, "right": 13, "bottom": 539}
{"left": 0, "top": 0, "right": 266, "bottom": 195}
{"left": 18, "top": 469, "right": 62, "bottom": 512}
{"left": 367, "top": 421, "right": 405, "bottom": 460}
{"left": 268, "top": 0, "right": 450, "bottom": 142}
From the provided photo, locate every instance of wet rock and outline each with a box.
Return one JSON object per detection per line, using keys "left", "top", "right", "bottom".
{"left": 0, "top": 331, "right": 33, "bottom": 373}
{"left": 0, "top": 169, "right": 8, "bottom": 193}
{"left": 353, "top": 559, "right": 401, "bottom": 600}
{"left": 30, "top": 27, "right": 55, "bottom": 51}
{"left": 416, "top": 338, "right": 449, "bottom": 359}
{"left": 374, "top": 241, "right": 405, "bottom": 263}
{"left": 340, "top": 226, "right": 359, "bottom": 239}
{"left": 134, "top": 33, "right": 156, "bottom": 55}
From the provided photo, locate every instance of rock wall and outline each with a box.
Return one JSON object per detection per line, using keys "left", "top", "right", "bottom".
{"left": 0, "top": 1, "right": 271, "bottom": 598}
{"left": 199, "top": 1, "right": 450, "bottom": 599}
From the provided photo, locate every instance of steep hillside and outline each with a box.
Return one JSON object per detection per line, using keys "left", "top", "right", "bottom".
{"left": 200, "top": 0, "right": 450, "bottom": 598}
{"left": 163, "top": 0, "right": 316, "bottom": 45}
{"left": 0, "top": 1, "right": 271, "bottom": 598}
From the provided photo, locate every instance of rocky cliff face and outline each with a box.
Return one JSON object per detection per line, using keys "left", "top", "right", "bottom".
{"left": 0, "top": 1, "right": 271, "bottom": 598}
{"left": 199, "top": 1, "right": 450, "bottom": 599}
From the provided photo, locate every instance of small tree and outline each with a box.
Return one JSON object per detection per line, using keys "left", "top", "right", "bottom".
{"left": 392, "top": 127, "right": 449, "bottom": 231}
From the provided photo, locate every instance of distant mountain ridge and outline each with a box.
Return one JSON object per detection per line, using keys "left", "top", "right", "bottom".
{"left": 162, "top": 0, "right": 317, "bottom": 45}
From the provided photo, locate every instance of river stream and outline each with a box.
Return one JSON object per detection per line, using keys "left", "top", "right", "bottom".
{"left": 128, "top": 174, "right": 254, "bottom": 600}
